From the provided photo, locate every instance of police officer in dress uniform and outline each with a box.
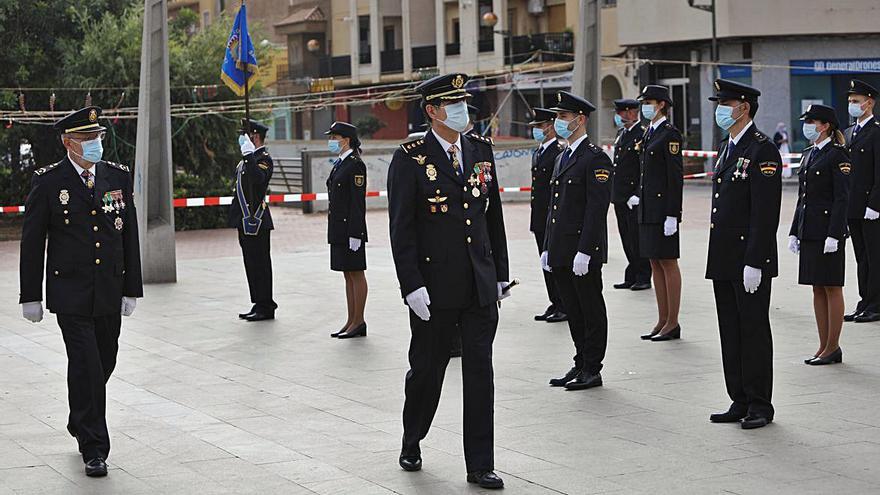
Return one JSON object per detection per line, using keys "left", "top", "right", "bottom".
{"left": 528, "top": 107, "right": 567, "bottom": 323}
{"left": 611, "top": 98, "right": 652, "bottom": 291}
{"left": 706, "top": 79, "right": 781, "bottom": 430}
{"left": 540, "top": 91, "right": 612, "bottom": 391}
{"left": 843, "top": 79, "right": 880, "bottom": 323}
{"left": 19, "top": 107, "right": 143, "bottom": 477}
{"left": 789, "top": 104, "right": 851, "bottom": 365}
{"left": 325, "top": 121, "right": 369, "bottom": 339}
{"left": 229, "top": 119, "right": 278, "bottom": 321}
{"left": 388, "top": 73, "right": 510, "bottom": 489}
{"left": 637, "top": 85, "right": 684, "bottom": 341}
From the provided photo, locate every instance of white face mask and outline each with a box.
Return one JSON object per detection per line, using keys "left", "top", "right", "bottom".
{"left": 849, "top": 102, "right": 866, "bottom": 119}
{"left": 439, "top": 102, "right": 470, "bottom": 133}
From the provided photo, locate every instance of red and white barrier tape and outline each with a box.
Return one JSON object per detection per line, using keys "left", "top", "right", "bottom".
{"left": 599, "top": 144, "right": 802, "bottom": 160}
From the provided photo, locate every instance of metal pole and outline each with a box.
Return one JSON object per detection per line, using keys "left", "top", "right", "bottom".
{"left": 711, "top": 0, "right": 717, "bottom": 80}
{"left": 242, "top": 0, "right": 251, "bottom": 132}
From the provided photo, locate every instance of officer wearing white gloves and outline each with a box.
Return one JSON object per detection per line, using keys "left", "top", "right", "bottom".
{"left": 543, "top": 91, "right": 612, "bottom": 392}
{"left": 19, "top": 107, "right": 143, "bottom": 477}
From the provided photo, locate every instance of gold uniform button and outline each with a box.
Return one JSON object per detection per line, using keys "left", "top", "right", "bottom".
{"left": 467, "top": 237, "right": 472, "bottom": 243}
{"left": 93, "top": 226, "right": 99, "bottom": 232}
{"left": 711, "top": 223, "right": 715, "bottom": 228}
{"left": 553, "top": 205, "right": 557, "bottom": 210}
{"left": 96, "top": 242, "right": 101, "bottom": 248}
{"left": 717, "top": 178, "right": 722, "bottom": 183}
{"left": 552, "top": 218, "right": 556, "bottom": 223}
{"left": 657, "top": 193, "right": 662, "bottom": 197}
{"left": 714, "top": 193, "right": 719, "bottom": 198}
{"left": 555, "top": 180, "right": 559, "bottom": 185}
{"left": 740, "top": 236, "right": 745, "bottom": 240}
{"left": 463, "top": 186, "right": 468, "bottom": 191}
{"left": 463, "top": 203, "right": 469, "bottom": 209}
{"left": 91, "top": 210, "right": 97, "bottom": 216}
{"left": 436, "top": 189, "right": 441, "bottom": 194}
{"left": 712, "top": 208, "right": 717, "bottom": 213}
{"left": 554, "top": 193, "right": 559, "bottom": 198}
{"left": 63, "top": 210, "right": 68, "bottom": 215}
{"left": 425, "top": 257, "right": 431, "bottom": 262}
{"left": 95, "top": 259, "right": 101, "bottom": 265}
{"left": 568, "top": 179, "right": 572, "bottom": 184}
{"left": 53, "top": 270, "right": 59, "bottom": 276}
{"left": 466, "top": 219, "right": 471, "bottom": 225}
{"left": 64, "top": 219, "right": 70, "bottom": 225}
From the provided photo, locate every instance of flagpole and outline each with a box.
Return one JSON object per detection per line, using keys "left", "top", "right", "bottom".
{"left": 242, "top": 0, "right": 250, "bottom": 133}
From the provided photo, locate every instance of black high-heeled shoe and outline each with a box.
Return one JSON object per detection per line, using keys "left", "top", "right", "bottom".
{"left": 330, "top": 326, "right": 349, "bottom": 338}
{"left": 804, "top": 354, "right": 819, "bottom": 364}
{"left": 651, "top": 325, "right": 681, "bottom": 342}
{"left": 640, "top": 329, "right": 661, "bottom": 340}
{"left": 337, "top": 322, "right": 367, "bottom": 339}
{"left": 808, "top": 347, "right": 842, "bottom": 365}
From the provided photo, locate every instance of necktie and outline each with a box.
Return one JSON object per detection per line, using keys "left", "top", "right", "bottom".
{"left": 808, "top": 146, "right": 818, "bottom": 164}
{"left": 646, "top": 126, "right": 655, "bottom": 142}
{"left": 561, "top": 149, "right": 573, "bottom": 169}
{"left": 854, "top": 124, "right": 861, "bottom": 138}
{"left": 449, "top": 145, "right": 462, "bottom": 176}
{"left": 81, "top": 169, "right": 94, "bottom": 196}
{"left": 726, "top": 140, "right": 736, "bottom": 163}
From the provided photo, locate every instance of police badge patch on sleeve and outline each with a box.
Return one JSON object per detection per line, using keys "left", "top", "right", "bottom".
{"left": 669, "top": 142, "right": 680, "bottom": 155}
{"left": 839, "top": 162, "right": 852, "bottom": 175}
{"left": 759, "top": 161, "right": 779, "bottom": 177}
{"left": 354, "top": 175, "right": 365, "bottom": 187}
{"left": 594, "top": 168, "right": 611, "bottom": 183}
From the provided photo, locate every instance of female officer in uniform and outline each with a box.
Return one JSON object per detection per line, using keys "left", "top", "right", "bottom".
{"left": 789, "top": 105, "right": 851, "bottom": 365}
{"left": 637, "top": 85, "right": 684, "bottom": 341}
{"left": 325, "top": 122, "right": 369, "bottom": 339}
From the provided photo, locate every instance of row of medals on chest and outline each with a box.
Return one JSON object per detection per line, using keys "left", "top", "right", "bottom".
{"left": 58, "top": 187, "right": 125, "bottom": 231}
{"left": 422, "top": 157, "right": 492, "bottom": 214}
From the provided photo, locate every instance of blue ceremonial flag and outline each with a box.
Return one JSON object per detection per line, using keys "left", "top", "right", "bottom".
{"left": 220, "top": 4, "right": 259, "bottom": 97}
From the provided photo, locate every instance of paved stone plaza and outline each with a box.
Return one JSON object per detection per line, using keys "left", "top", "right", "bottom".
{"left": 1, "top": 185, "right": 879, "bottom": 494}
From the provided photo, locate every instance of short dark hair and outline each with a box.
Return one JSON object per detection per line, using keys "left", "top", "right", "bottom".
{"left": 747, "top": 100, "right": 759, "bottom": 118}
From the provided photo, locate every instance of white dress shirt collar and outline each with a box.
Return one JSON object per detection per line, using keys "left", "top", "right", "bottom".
{"left": 650, "top": 116, "right": 667, "bottom": 131}
{"left": 729, "top": 120, "right": 754, "bottom": 146}
{"left": 432, "top": 130, "right": 462, "bottom": 155}
{"left": 815, "top": 136, "right": 832, "bottom": 150}
{"left": 566, "top": 133, "right": 589, "bottom": 154}
{"left": 539, "top": 137, "right": 557, "bottom": 152}
{"left": 68, "top": 153, "right": 97, "bottom": 179}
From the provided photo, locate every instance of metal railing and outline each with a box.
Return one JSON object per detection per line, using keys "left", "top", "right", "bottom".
{"left": 268, "top": 157, "right": 305, "bottom": 199}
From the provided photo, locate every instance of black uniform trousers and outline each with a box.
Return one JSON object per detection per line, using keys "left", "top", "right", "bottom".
{"left": 849, "top": 219, "right": 880, "bottom": 313}
{"left": 552, "top": 267, "right": 607, "bottom": 374}
{"left": 238, "top": 229, "right": 277, "bottom": 313}
{"left": 712, "top": 279, "right": 774, "bottom": 419}
{"left": 57, "top": 313, "right": 121, "bottom": 461}
{"left": 533, "top": 231, "right": 563, "bottom": 311}
{"left": 402, "top": 298, "right": 498, "bottom": 473}
{"left": 613, "top": 203, "right": 651, "bottom": 284}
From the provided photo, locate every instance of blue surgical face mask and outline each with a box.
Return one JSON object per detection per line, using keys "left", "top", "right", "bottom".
{"left": 532, "top": 127, "right": 545, "bottom": 142}
{"left": 714, "top": 104, "right": 742, "bottom": 130}
{"left": 79, "top": 138, "right": 104, "bottom": 163}
{"left": 641, "top": 104, "right": 656, "bottom": 121}
{"left": 328, "top": 139, "right": 341, "bottom": 155}
{"left": 441, "top": 101, "right": 470, "bottom": 133}
{"left": 614, "top": 114, "right": 625, "bottom": 128}
{"left": 849, "top": 102, "right": 866, "bottom": 119}
{"left": 803, "top": 123, "right": 820, "bottom": 142}
{"left": 554, "top": 117, "right": 576, "bottom": 140}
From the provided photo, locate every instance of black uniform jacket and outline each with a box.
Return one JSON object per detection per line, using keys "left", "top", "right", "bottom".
{"left": 228, "top": 146, "right": 274, "bottom": 231}
{"left": 327, "top": 151, "right": 368, "bottom": 245}
{"left": 789, "top": 142, "right": 851, "bottom": 241}
{"left": 844, "top": 117, "right": 880, "bottom": 219}
{"left": 19, "top": 158, "right": 143, "bottom": 316}
{"left": 638, "top": 120, "right": 683, "bottom": 223}
{"left": 543, "top": 136, "right": 612, "bottom": 268}
{"left": 530, "top": 139, "right": 565, "bottom": 232}
{"left": 612, "top": 124, "right": 645, "bottom": 204}
{"left": 706, "top": 126, "right": 782, "bottom": 281}
{"left": 388, "top": 131, "right": 509, "bottom": 309}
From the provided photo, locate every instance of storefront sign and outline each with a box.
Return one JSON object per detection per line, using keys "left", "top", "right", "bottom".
{"left": 791, "top": 58, "right": 880, "bottom": 75}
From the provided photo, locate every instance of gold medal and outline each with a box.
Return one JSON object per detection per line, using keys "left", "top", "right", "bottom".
{"left": 114, "top": 217, "right": 124, "bottom": 231}
{"left": 59, "top": 189, "right": 69, "bottom": 205}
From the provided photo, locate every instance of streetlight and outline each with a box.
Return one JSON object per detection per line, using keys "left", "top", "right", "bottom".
{"left": 481, "top": 12, "right": 515, "bottom": 80}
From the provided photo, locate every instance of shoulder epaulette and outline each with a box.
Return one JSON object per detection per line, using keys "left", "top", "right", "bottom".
{"left": 664, "top": 122, "right": 673, "bottom": 129}
{"left": 465, "top": 132, "right": 494, "bottom": 147}
{"left": 833, "top": 141, "right": 847, "bottom": 148}
{"left": 33, "top": 161, "right": 63, "bottom": 176}
{"left": 753, "top": 131, "right": 768, "bottom": 143}
{"left": 875, "top": 120, "right": 880, "bottom": 127}
{"left": 400, "top": 138, "right": 425, "bottom": 155}
{"left": 105, "top": 161, "right": 131, "bottom": 173}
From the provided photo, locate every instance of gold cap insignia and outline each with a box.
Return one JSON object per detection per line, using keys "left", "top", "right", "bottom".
{"left": 851, "top": 80, "right": 856, "bottom": 88}
{"left": 452, "top": 75, "right": 464, "bottom": 89}
{"left": 714, "top": 81, "right": 720, "bottom": 91}
{"left": 88, "top": 109, "right": 98, "bottom": 122}
{"left": 557, "top": 92, "right": 563, "bottom": 103}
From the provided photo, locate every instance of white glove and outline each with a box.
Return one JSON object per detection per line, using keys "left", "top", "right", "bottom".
{"left": 743, "top": 265, "right": 762, "bottom": 294}
{"left": 626, "top": 195, "right": 640, "bottom": 210}
{"left": 823, "top": 237, "right": 839, "bottom": 254}
{"left": 663, "top": 216, "right": 678, "bottom": 237}
{"left": 497, "top": 281, "right": 511, "bottom": 301}
{"left": 21, "top": 302, "right": 43, "bottom": 323}
{"left": 572, "top": 252, "right": 591, "bottom": 277}
{"left": 239, "top": 134, "right": 256, "bottom": 155}
{"left": 866, "top": 207, "right": 880, "bottom": 221}
{"left": 788, "top": 235, "right": 800, "bottom": 254}
{"left": 405, "top": 287, "right": 431, "bottom": 322}
{"left": 349, "top": 237, "right": 362, "bottom": 252}
{"left": 540, "top": 251, "right": 552, "bottom": 272}
{"left": 121, "top": 296, "right": 137, "bottom": 317}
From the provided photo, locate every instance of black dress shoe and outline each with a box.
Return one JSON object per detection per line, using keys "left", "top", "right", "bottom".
{"left": 650, "top": 325, "right": 681, "bottom": 342}
{"left": 549, "top": 367, "right": 579, "bottom": 387}
{"left": 808, "top": 348, "right": 842, "bottom": 365}
{"left": 467, "top": 470, "right": 504, "bottom": 489}
{"left": 844, "top": 310, "right": 862, "bottom": 322}
{"left": 330, "top": 326, "right": 348, "bottom": 338}
{"left": 545, "top": 311, "right": 568, "bottom": 323}
{"left": 534, "top": 306, "right": 555, "bottom": 321}
{"left": 855, "top": 311, "right": 880, "bottom": 323}
{"left": 640, "top": 329, "right": 661, "bottom": 340}
{"left": 741, "top": 416, "right": 772, "bottom": 429}
{"left": 84, "top": 457, "right": 108, "bottom": 477}
{"left": 630, "top": 282, "right": 652, "bottom": 291}
{"left": 613, "top": 281, "right": 635, "bottom": 289}
{"left": 709, "top": 408, "right": 747, "bottom": 423}
{"left": 337, "top": 323, "right": 367, "bottom": 339}
{"left": 238, "top": 308, "right": 256, "bottom": 319}
{"left": 399, "top": 454, "right": 422, "bottom": 472}
{"left": 245, "top": 312, "right": 274, "bottom": 322}
{"left": 565, "top": 371, "right": 603, "bottom": 390}
{"left": 804, "top": 355, "right": 818, "bottom": 364}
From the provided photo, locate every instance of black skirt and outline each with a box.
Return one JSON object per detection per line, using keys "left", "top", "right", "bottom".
{"left": 330, "top": 243, "right": 367, "bottom": 272}
{"left": 638, "top": 223, "right": 680, "bottom": 260}
{"left": 798, "top": 239, "right": 845, "bottom": 287}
